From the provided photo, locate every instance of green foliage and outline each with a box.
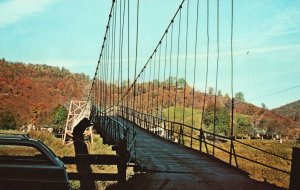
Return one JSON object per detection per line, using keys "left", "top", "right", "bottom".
{"left": 258, "top": 119, "right": 268, "bottom": 129}
{"left": 177, "top": 78, "right": 186, "bottom": 88}
{"left": 164, "top": 76, "right": 176, "bottom": 86}
{"left": 52, "top": 105, "right": 67, "bottom": 130}
{"left": 0, "top": 111, "right": 17, "bottom": 130}
{"left": 162, "top": 107, "right": 202, "bottom": 128}
{"left": 203, "top": 105, "right": 230, "bottom": 135}
{"left": 208, "top": 87, "right": 214, "bottom": 95}
{"left": 235, "top": 116, "right": 253, "bottom": 137}
{"left": 235, "top": 91, "right": 245, "bottom": 102}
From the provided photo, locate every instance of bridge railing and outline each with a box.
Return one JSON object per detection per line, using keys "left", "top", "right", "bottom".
{"left": 118, "top": 106, "right": 291, "bottom": 184}
{"left": 92, "top": 106, "right": 137, "bottom": 166}
{"left": 93, "top": 113, "right": 126, "bottom": 144}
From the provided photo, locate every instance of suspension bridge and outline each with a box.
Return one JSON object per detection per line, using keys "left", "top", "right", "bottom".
{"left": 62, "top": 0, "right": 298, "bottom": 189}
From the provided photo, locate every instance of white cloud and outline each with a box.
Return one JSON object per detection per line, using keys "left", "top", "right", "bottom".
{"left": 0, "top": 0, "right": 58, "bottom": 27}
{"left": 264, "top": 7, "right": 300, "bottom": 37}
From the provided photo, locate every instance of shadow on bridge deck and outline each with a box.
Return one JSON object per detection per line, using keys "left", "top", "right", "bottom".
{"left": 106, "top": 117, "right": 283, "bottom": 190}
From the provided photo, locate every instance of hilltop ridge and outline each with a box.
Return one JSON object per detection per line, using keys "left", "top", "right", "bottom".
{"left": 273, "top": 100, "right": 300, "bottom": 122}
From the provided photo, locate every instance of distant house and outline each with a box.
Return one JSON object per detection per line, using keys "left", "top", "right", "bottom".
{"left": 20, "top": 124, "right": 36, "bottom": 133}
{"left": 251, "top": 128, "right": 282, "bottom": 140}
{"left": 149, "top": 116, "right": 166, "bottom": 137}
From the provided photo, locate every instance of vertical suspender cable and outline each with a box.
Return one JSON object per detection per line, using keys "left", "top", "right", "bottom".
{"left": 192, "top": 0, "right": 199, "bottom": 130}
{"left": 103, "top": 32, "right": 106, "bottom": 111}
{"left": 151, "top": 51, "right": 157, "bottom": 114}
{"left": 157, "top": 44, "right": 162, "bottom": 118}
{"left": 100, "top": 55, "right": 103, "bottom": 111}
{"left": 120, "top": 0, "right": 126, "bottom": 112}
{"left": 109, "top": 11, "right": 113, "bottom": 109}
{"left": 127, "top": 0, "right": 130, "bottom": 109}
{"left": 112, "top": 2, "right": 116, "bottom": 109}
{"left": 213, "top": 0, "right": 220, "bottom": 156}
{"left": 229, "top": 0, "right": 235, "bottom": 165}
{"left": 142, "top": 71, "right": 146, "bottom": 113}
{"left": 162, "top": 31, "right": 168, "bottom": 118}
{"left": 183, "top": 0, "right": 189, "bottom": 125}
{"left": 133, "top": 0, "right": 140, "bottom": 112}
{"left": 105, "top": 21, "right": 111, "bottom": 111}
{"left": 174, "top": 7, "right": 182, "bottom": 122}
{"left": 168, "top": 22, "right": 174, "bottom": 122}
{"left": 98, "top": 67, "right": 100, "bottom": 112}
{"left": 200, "top": 0, "right": 210, "bottom": 130}
{"left": 117, "top": 0, "right": 121, "bottom": 109}
{"left": 147, "top": 58, "right": 152, "bottom": 114}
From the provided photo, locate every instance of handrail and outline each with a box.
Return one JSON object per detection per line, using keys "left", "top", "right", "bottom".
{"left": 118, "top": 106, "right": 291, "bottom": 176}
{"left": 234, "top": 139, "right": 291, "bottom": 161}
{"left": 201, "top": 130, "right": 232, "bottom": 140}
{"left": 100, "top": 110, "right": 127, "bottom": 131}
{"left": 235, "top": 153, "right": 290, "bottom": 174}
{"left": 95, "top": 111, "right": 127, "bottom": 141}
{"left": 93, "top": 107, "right": 137, "bottom": 166}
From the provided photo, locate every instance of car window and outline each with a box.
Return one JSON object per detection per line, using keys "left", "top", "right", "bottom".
{"left": 0, "top": 144, "right": 53, "bottom": 165}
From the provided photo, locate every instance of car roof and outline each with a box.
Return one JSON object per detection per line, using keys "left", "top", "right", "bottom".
{"left": 0, "top": 133, "right": 29, "bottom": 139}
{"left": 0, "top": 133, "right": 39, "bottom": 144}
{"left": 0, "top": 133, "right": 60, "bottom": 165}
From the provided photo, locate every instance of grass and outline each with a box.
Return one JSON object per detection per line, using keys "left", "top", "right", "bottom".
{"left": 177, "top": 134, "right": 296, "bottom": 188}
{"left": 162, "top": 106, "right": 203, "bottom": 128}
{"left": 199, "top": 139, "right": 298, "bottom": 188}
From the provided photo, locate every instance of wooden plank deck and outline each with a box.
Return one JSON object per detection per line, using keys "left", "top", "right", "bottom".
{"left": 109, "top": 118, "right": 283, "bottom": 190}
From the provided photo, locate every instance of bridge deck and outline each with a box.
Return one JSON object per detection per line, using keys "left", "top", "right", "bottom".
{"left": 115, "top": 117, "right": 282, "bottom": 190}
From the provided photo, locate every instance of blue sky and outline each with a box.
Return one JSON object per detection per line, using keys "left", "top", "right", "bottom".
{"left": 0, "top": 0, "right": 299, "bottom": 109}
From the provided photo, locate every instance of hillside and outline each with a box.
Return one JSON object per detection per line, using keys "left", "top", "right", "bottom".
{"left": 273, "top": 100, "right": 300, "bottom": 122}
{"left": 0, "top": 59, "right": 89, "bottom": 126}
{"left": 125, "top": 81, "right": 300, "bottom": 137}
{"left": 0, "top": 58, "right": 298, "bottom": 136}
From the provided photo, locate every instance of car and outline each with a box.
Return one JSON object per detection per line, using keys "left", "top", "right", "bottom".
{"left": 0, "top": 133, "right": 70, "bottom": 190}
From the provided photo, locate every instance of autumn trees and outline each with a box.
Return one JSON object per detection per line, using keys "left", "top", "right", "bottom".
{"left": 0, "top": 111, "right": 17, "bottom": 130}
{"left": 0, "top": 60, "right": 88, "bottom": 129}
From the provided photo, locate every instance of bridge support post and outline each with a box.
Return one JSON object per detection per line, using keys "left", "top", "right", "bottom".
{"left": 199, "top": 129, "right": 203, "bottom": 152}
{"left": 116, "top": 139, "right": 127, "bottom": 185}
{"left": 289, "top": 147, "right": 300, "bottom": 190}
